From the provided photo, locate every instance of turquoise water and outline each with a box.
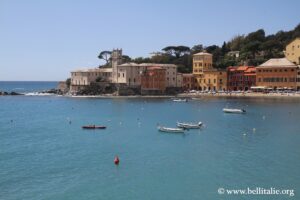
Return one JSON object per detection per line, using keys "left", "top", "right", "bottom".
{"left": 1, "top": 95, "right": 300, "bottom": 200}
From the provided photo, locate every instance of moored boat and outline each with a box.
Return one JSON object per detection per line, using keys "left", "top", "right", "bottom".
{"left": 173, "top": 99, "right": 188, "bottom": 102}
{"left": 158, "top": 126, "right": 184, "bottom": 133}
{"left": 82, "top": 125, "right": 106, "bottom": 129}
{"left": 177, "top": 121, "right": 203, "bottom": 129}
{"left": 223, "top": 108, "right": 246, "bottom": 114}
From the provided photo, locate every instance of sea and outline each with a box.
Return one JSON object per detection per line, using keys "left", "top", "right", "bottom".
{"left": 0, "top": 81, "right": 300, "bottom": 200}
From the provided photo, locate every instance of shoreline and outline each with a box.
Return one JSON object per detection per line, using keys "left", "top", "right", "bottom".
{"left": 178, "top": 92, "right": 300, "bottom": 99}
{"left": 66, "top": 92, "right": 300, "bottom": 99}
{"left": 2, "top": 91, "right": 300, "bottom": 99}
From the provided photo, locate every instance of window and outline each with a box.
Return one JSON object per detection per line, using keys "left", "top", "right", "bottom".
{"left": 123, "top": 73, "right": 125, "bottom": 77}
{"left": 133, "top": 78, "right": 135, "bottom": 83}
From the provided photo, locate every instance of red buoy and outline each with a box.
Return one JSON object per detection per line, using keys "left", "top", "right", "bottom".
{"left": 114, "top": 156, "right": 120, "bottom": 165}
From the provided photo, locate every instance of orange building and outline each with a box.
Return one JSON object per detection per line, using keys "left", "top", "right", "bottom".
{"left": 227, "top": 66, "right": 256, "bottom": 91}
{"left": 182, "top": 73, "right": 196, "bottom": 91}
{"left": 141, "top": 67, "right": 166, "bottom": 95}
{"left": 256, "top": 58, "right": 298, "bottom": 90}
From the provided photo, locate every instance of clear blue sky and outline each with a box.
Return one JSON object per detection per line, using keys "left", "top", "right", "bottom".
{"left": 1, "top": 0, "right": 299, "bottom": 81}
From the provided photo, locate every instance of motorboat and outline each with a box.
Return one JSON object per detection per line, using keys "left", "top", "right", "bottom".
{"left": 82, "top": 125, "right": 106, "bottom": 129}
{"left": 223, "top": 108, "right": 246, "bottom": 114}
{"left": 173, "top": 99, "right": 188, "bottom": 102}
{"left": 158, "top": 126, "right": 184, "bottom": 133}
{"left": 177, "top": 121, "right": 203, "bottom": 129}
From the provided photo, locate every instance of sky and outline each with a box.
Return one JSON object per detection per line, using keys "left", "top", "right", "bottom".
{"left": 0, "top": 0, "right": 300, "bottom": 81}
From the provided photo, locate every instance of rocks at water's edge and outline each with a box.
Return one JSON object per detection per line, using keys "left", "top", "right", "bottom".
{"left": 0, "top": 91, "right": 23, "bottom": 95}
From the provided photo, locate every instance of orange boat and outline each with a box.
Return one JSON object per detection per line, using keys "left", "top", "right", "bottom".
{"left": 82, "top": 125, "right": 106, "bottom": 129}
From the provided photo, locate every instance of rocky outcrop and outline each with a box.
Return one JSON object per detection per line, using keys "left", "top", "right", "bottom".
{"left": 0, "top": 91, "right": 23, "bottom": 95}
{"left": 41, "top": 89, "right": 64, "bottom": 95}
{"left": 76, "top": 82, "right": 117, "bottom": 95}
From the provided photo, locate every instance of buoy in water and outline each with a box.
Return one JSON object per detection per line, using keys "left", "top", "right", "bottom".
{"left": 114, "top": 156, "right": 120, "bottom": 165}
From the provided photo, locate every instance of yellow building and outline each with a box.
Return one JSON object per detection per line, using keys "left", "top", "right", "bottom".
{"left": 285, "top": 37, "right": 300, "bottom": 64}
{"left": 193, "top": 52, "right": 213, "bottom": 74}
{"left": 192, "top": 52, "right": 227, "bottom": 91}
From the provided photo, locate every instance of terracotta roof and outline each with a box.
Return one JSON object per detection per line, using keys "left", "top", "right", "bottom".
{"left": 237, "top": 66, "right": 248, "bottom": 71}
{"left": 258, "top": 58, "right": 297, "bottom": 68}
{"left": 228, "top": 66, "right": 256, "bottom": 72}
{"left": 244, "top": 68, "right": 256, "bottom": 73}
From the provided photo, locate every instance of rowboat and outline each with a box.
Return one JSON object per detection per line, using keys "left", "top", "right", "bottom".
{"left": 177, "top": 121, "right": 202, "bottom": 129}
{"left": 223, "top": 108, "right": 246, "bottom": 114}
{"left": 82, "top": 125, "right": 106, "bottom": 129}
{"left": 173, "top": 99, "right": 188, "bottom": 102}
{"left": 157, "top": 126, "right": 184, "bottom": 133}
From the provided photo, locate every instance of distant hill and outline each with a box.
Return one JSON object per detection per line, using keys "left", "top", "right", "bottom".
{"left": 98, "top": 23, "right": 300, "bottom": 72}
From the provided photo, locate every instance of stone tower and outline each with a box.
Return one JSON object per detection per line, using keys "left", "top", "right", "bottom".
{"left": 192, "top": 52, "right": 213, "bottom": 75}
{"left": 111, "top": 49, "right": 123, "bottom": 83}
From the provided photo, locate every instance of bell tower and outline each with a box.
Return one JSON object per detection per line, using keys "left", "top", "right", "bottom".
{"left": 111, "top": 49, "right": 122, "bottom": 83}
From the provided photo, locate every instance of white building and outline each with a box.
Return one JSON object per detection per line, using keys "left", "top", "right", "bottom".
{"left": 70, "top": 68, "right": 112, "bottom": 91}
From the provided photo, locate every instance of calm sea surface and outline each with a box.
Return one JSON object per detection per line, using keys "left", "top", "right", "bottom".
{"left": 0, "top": 82, "right": 300, "bottom": 200}
{"left": 0, "top": 81, "right": 58, "bottom": 93}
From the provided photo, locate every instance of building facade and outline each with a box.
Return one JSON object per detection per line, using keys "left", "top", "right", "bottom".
{"left": 111, "top": 49, "right": 123, "bottom": 83}
{"left": 197, "top": 70, "right": 227, "bottom": 91}
{"left": 70, "top": 68, "right": 112, "bottom": 92}
{"left": 176, "top": 73, "right": 183, "bottom": 88}
{"left": 256, "top": 58, "right": 298, "bottom": 90}
{"left": 182, "top": 73, "right": 196, "bottom": 91}
{"left": 193, "top": 52, "right": 213, "bottom": 75}
{"left": 141, "top": 67, "right": 166, "bottom": 94}
{"left": 285, "top": 38, "right": 300, "bottom": 65}
{"left": 114, "top": 63, "right": 178, "bottom": 88}
{"left": 193, "top": 52, "right": 227, "bottom": 91}
{"left": 227, "top": 66, "right": 256, "bottom": 91}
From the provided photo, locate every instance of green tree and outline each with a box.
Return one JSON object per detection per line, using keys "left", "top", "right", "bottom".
{"left": 227, "top": 35, "right": 245, "bottom": 51}
{"left": 122, "top": 55, "right": 132, "bottom": 63}
{"left": 98, "top": 51, "right": 112, "bottom": 64}
{"left": 162, "top": 46, "right": 190, "bottom": 58}
{"left": 191, "top": 44, "right": 203, "bottom": 54}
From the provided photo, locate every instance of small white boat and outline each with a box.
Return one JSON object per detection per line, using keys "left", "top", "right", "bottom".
{"left": 158, "top": 126, "right": 184, "bottom": 133}
{"left": 177, "top": 122, "right": 202, "bottom": 129}
{"left": 173, "top": 99, "right": 188, "bottom": 102}
{"left": 223, "top": 108, "right": 246, "bottom": 114}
